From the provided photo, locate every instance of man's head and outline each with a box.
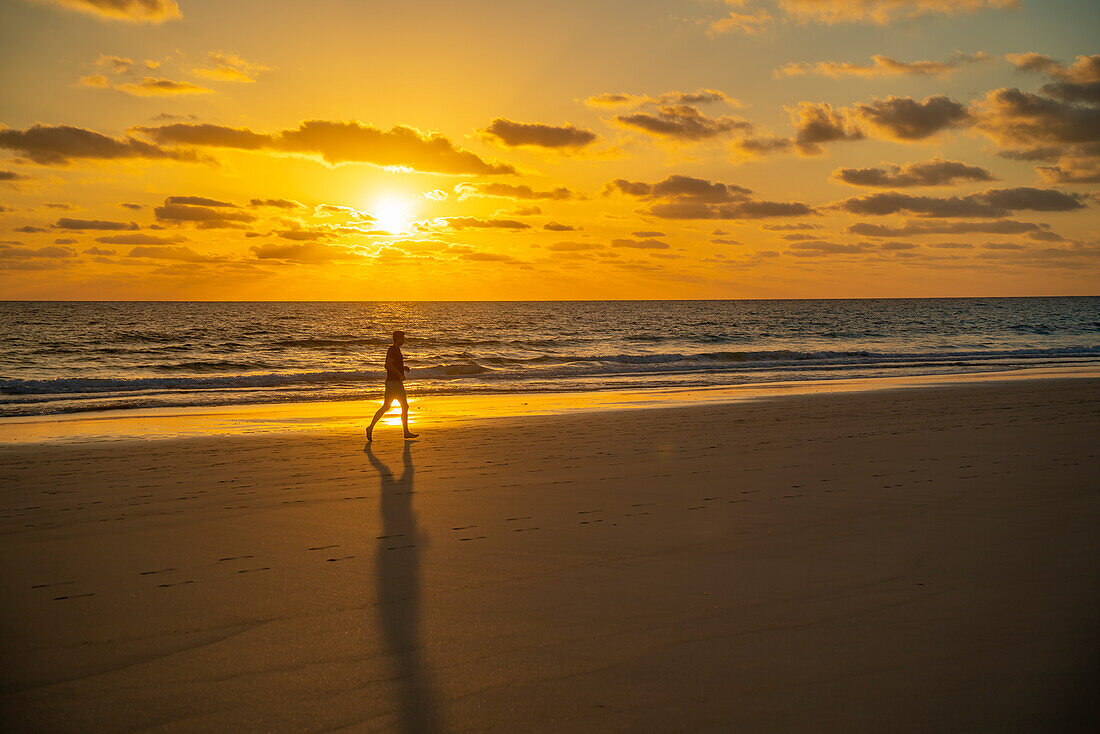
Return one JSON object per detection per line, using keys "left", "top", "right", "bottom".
{"left": 392, "top": 330, "right": 406, "bottom": 346}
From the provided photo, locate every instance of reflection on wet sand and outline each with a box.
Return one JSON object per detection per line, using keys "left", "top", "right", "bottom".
{"left": 366, "top": 442, "right": 440, "bottom": 734}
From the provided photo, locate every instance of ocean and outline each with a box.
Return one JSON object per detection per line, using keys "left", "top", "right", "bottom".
{"left": 1, "top": 298, "right": 1098, "bottom": 417}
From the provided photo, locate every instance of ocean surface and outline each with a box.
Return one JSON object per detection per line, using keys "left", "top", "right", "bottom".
{"left": 1, "top": 298, "right": 1098, "bottom": 417}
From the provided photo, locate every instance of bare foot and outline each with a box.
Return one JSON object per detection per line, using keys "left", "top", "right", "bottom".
{"left": 404, "top": 432, "right": 419, "bottom": 439}
{"left": 366, "top": 426, "right": 373, "bottom": 442}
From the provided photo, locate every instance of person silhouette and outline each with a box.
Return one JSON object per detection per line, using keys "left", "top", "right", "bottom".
{"left": 366, "top": 330, "right": 418, "bottom": 442}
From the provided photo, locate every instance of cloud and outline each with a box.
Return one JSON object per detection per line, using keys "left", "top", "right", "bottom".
{"left": 970, "top": 84, "right": 1100, "bottom": 177}
{"left": 120, "top": 202, "right": 143, "bottom": 209}
{"left": 777, "top": 0, "right": 1019, "bottom": 25}
{"left": 455, "top": 182, "right": 578, "bottom": 200}
{"left": 1005, "top": 53, "right": 1100, "bottom": 103}
{"left": 134, "top": 120, "right": 514, "bottom": 174}
{"left": 0, "top": 124, "right": 200, "bottom": 166}
{"left": 95, "top": 233, "right": 185, "bottom": 244}
{"left": 763, "top": 223, "right": 822, "bottom": 230}
{"left": 459, "top": 251, "right": 527, "bottom": 264}
{"left": 0, "top": 170, "right": 29, "bottom": 181}
{"left": 1035, "top": 163, "right": 1100, "bottom": 184}
{"left": 274, "top": 228, "right": 332, "bottom": 241}
{"left": 832, "top": 158, "right": 996, "bottom": 187}
{"left": 94, "top": 54, "right": 134, "bottom": 73}
{"left": 708, "top": 5, "right": 772, "bottom": 36}
{"left": 847, "top": 219, "right": 1045, "bottom": 236}
{"left": 437, "top": 217, "right": 531, "bottom": 230}
{"left": 15, "top": 226, "right": 49, "bottom": 233}
{"left": 38, "top": 0, "right": 181, "bottom": 24}
{"left": 853, "top": 95, "right": 969, "bottom": 140}
{"left": 633, "top": 230, "right": 665, "bottom": 237}
{"left": 192, "top": 52, "right": 270, "bottom": 83}
{"left": 788, "top": 240, "right": 876, "bottom": 254}
{"left": 128, "top": 245, "right": 222, "bottom": 262}
{"left": 584, "top": 89, "right": 736, "bottom": 108}
{"left": 776, "top": 51, "right": 988, "bottom": 79}
{"left": 164, "top": 195, "right": 237, "bottom": 207}
{"left": 605, "top": 175, "right": 752, "bottom": 202}
{"left": 547, "top": 241, "right": 603, "bottom": 252}
{"left": 614, "top": 105, "right": 753, "bottom": 141}
{"left": 0, "top": 243, "right": 77, "bottom": 260}
{"left": 249, "top": 198, "right": 303, "bottom": 209}
{"left": 835, "top": 187, "right": 1084, "bottom": 217}
{"left": 250, "top": 242, "right": 365, "bottom": 263}
{"left": 480, "top": 118, "right": 597, "bottom": 149}
{"left": 82, "top": 246, "right": 115, "bottom": 255}
{"left": 154, "top": 201, "right": 256, "bottom": 228}
{"left": 53, "top": 218, "right": 138, "bottom": 230}
{"left": 611, "top": 238, "right": 670, "bottom": 249}
{"left": 112, "top": 77, "right": 213, "bottom": 97}
{"left": 606, "top": 174, "right": 813, "bottom": 219}
{"left": 499, "top": 205, "right": 542, "bottom": 216}
{"left": 543, "top": 222, "right": 580, "bottom": 231}
{"left": 789, "top": 102, "right": 865, "bottom": 154}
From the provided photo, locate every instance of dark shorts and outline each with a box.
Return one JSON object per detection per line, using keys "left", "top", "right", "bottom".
{"left": 383, "top": 381, "right": 407, "bottom": 403}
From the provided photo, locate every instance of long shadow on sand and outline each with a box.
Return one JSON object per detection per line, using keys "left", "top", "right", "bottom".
{"left": 365, "top": 442, "right": 440, "bottom": 734}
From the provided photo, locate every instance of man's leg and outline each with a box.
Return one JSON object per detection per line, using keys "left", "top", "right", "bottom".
{"left": 397, "top": 392, "right": 417, "bottom": 438}
{"left": 366, "top": 396, "right": 394, "bottom": 441}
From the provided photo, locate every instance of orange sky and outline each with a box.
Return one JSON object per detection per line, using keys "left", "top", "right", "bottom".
{"left": 1, "top": 0, "right": 1097, "bottom": 299}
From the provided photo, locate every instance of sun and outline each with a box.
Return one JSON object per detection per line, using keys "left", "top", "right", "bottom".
{"left": 371, "top": 195, "right": 415, "bottom": 234}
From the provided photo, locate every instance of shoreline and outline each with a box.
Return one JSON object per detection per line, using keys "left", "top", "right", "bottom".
{"left": 1, "top": 364, "right": 1098, "bottom": 445}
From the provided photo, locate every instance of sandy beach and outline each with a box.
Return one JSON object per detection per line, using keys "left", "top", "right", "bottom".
{"left": 1, "top": 374, "right": 1097, "bottom": 732}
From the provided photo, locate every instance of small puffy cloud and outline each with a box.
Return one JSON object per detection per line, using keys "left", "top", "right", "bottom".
{"left": 790, "top": 102, "right": 864, "bottom": 155}
{"left": 762, "top": 223, "right": 822, "bottom": 230}
{"left": 972, "top": 88, "right": 1100, "bottom": 157}
{"left": 0, "top": 170, "right": 29, "bottom": 181}
{"left": 128, "top": 245, "right": 221, "bottom": 262}
{"left": 78, "top": 74, "right": 110, "bottom": 88}
{"left": 633, "top": 230, "right": 665, "bottom": 237}
{"left": 707, "top": 2, "right": 771, "bottom": 36}
{"left": 614, "top": 104, "right": 753, "bottom": 142}
{"left": 584, "top": 89, "right": 737, "bottom": 108}
{"left": 836, "top": 187, "right": 1084, "bottom": 218}
{"left": 606, "top": 174, "right": 812, "bottom": 219}
{"left": 847, "top": 219, "right": 1044, "bottom": 237}
{"left": 250, "top": 242, "right": 364, "bottom": 263}
{"left": 456, "top": 182, "right": 578, "bottom": 200}
{"left": 114, "top": 77, "right": 213, "bottom": 97}
{"left": 543, "top": 222, "right": 580, "bottom": 231}
{"left": 459, "top": 251, "right": 527, "bottom": 264}
{"left": 437, "top": 217, "right": 531, "bottom": 230}
{"left": 54, "top": 238, "right": 77, "bottom": 244}
{"left": 776, "top": 52, "right": 988, "bottom": 79}
{"left": 54, "top": 218, "right": 138, "bottom": 230}
{"left": 778, "top": 1, "right": 1019, "bottom": 25}
{"left": 832, "top": 158, "right": 995, "bottom": 187}
{"left": 120, "top": 202, "right": 143, "bottom": 209}
{"left": 94, "top": 53, "right": 134, "bottom": 73}
{"left": 38, "top": 0, "right": 181, "bottom": 24}
{"left": 605, "top": 174, "right": 752, "bottom": 202}
{"left": 0, "top": 243, "right": 77, "bottom": 261}
{"left": 1035, "top": 163, "right": 1100, "bottom": 184}
{"left": 788, "top": 240, "right": 876, "bottom": 254}
{"left": 500, "top": 205, "right": 542, "bottom": 216}
{"left": 611, "top": 238, "right": 670, "bottom": 249}
{"left": 95, "top": 233, "right": 185, "bottom": 244}
{"left": 15, "top": 226, "right": 49, "bottom": 233}
{"left": 0, "top": 124, "right": 200, "bottom": 166}
{"left": 481, "top": 118, "right": 597, "bottom": 149}
{"left": 1005, "top": 53, "right": 1100, "bottom": 103}
{"left": 154, "top": 201, "right": 256, "bottom": 228}
{"left": 853, "top": 95, "right": 968, "bottom": 141}
{"left": 164, "top": 195, "right": 237, "bottom": 207}
{"left": 249, "top": 198, "right": 303, "bottom": 209}
{"left": 82, "top": 246, "right": 115, "bottom": 255}
{"left": 547, "top": 241, "right": 603, "bottom": 252}
{"left": 274, "top": 228, "right": 332, "bottom": 241}
{"left": 135, "top": 120, "right": 514, "bottom": 174}
{"left": 192, "top": 52, "right": 270, "bottom": 83}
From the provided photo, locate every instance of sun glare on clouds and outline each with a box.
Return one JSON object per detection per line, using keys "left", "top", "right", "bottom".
{"left": 370, "top": 195, "right": 415, "bottom": 234}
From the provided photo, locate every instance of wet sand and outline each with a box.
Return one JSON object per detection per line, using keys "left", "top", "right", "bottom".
{"left": 1, "top": 377, "right": 1098, "bottom": 732}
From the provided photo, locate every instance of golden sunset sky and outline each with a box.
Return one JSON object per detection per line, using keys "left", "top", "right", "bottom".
{"left": 1, "top": 0, "right": 1097, "bottom": 299}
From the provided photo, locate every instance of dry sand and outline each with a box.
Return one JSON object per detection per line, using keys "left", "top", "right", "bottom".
{"left": 1, "top": 377, "right": 1098, "bottom": 732}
